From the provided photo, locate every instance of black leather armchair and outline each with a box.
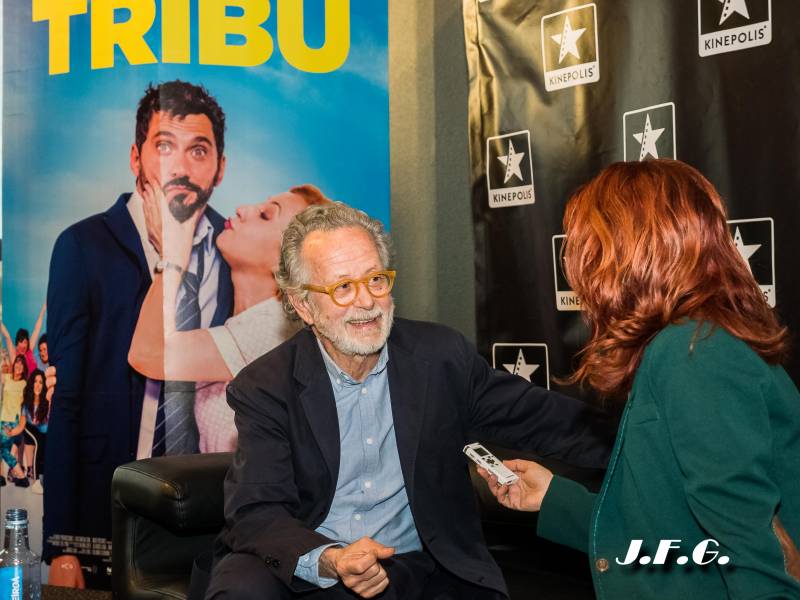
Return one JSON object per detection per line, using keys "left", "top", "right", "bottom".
{"left": 112, "top": 450, "right": 601, "bottom": 600}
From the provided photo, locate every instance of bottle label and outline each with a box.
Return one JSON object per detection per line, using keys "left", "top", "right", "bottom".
{"left": 0, "top": 566, "right": 22, "bottom": 600}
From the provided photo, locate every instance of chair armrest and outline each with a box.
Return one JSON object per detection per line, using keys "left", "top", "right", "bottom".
{"left": 112, "top": 452, "right": 232, "bottom": 535}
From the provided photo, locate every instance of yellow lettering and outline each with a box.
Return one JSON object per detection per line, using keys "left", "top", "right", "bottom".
{"left": 91, "top": 0, "right": 157, "bottom": 70}
{"left": 199, "top": 0, "right": 272, "bottom": 67}
{"left": 278, "top": 0, "right": 350, "bottom": 73}
{"left": 162, "top": 0, "right": 190, "bottom": 63}
{"left": 32, "top": 0, "right": 88, "bottom": 75}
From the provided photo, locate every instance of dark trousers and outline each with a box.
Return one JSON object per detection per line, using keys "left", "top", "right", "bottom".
{"left": 202, "top": 551, "right": 505, "bottom": 600}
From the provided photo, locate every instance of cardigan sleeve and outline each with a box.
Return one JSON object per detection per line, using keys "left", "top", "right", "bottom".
{"left": 651, "top": 327, "right": 800, "bottom": 598}
{"left": 536, "top": 475, "right": 596, "bottom": 553}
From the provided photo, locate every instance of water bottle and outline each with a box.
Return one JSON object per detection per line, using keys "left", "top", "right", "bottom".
{"left": 0, "top": 509, "right": 41, "bottom": 600}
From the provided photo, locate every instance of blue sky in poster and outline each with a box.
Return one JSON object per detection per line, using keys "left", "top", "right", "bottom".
{"left": 2, "top": 1, "right": 388, "bottom": 335}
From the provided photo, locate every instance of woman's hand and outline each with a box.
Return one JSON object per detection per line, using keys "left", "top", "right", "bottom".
{"left": 141, "top": 182, "right": 200, "bottom": 271}
{"left": 477, "top": 459, "right": 554, "bottom": 512}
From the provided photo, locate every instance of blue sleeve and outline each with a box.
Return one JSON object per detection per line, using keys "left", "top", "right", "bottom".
{"left": 293, "top": 543, "right": 342, "bottom": 588}
{"left": 43, "top": 228, "right": 91, "bottom": 561}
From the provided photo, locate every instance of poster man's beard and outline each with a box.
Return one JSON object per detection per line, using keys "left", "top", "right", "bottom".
{"left": 164, "top": 176, "right": 215, "bottom": 223}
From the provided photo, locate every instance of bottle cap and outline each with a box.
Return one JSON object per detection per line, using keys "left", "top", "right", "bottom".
{"left": 4, "top": 508, "right": 28, "bottom": 527}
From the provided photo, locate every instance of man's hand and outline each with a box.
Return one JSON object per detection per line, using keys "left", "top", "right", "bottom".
{"left": 141, "top": 181, "right": 200, "bottom": 270}
{"left": 45, "top": 365, "right": 57, "bottom": 403}
{"left": 477, "top": 458, "right": 554, "bottom": 512}
{"left": 49, "top": 556, "right": 86, "bottom": 589}
{"left": 319, "top": 537, "right": 395, "bottom": 598}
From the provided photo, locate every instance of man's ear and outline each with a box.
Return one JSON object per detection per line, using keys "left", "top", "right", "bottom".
{"left": 130, "top": 143, "right": 141, "bottom": 178}
{"left": 289, "top": 292, "right": 314, "bottom": 326}
{"left": 214, "top": 154, "right": 227, "bottom": 187}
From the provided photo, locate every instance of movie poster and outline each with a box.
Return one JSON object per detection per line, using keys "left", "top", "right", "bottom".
{"left": 2, "top": 0, "right": 389, "bottom": 587}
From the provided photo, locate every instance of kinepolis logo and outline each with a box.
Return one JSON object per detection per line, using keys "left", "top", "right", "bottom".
{"left": 623, "top": 103, "right": 676, "bottom": 162}
{"left": 552, "top": 234, "right": 582, "bottom": 312}
{"left": 698, "top": 0, "right": 772, "bottom": 57}
{"left": 729, "top": 218, "right": 776, "bottom": 307}
{"left": 492, "top": 343, "right": 550, "bottom": 389}
{"left": 541, "top": 3, "right": 599, "bottom": 92}
{"left": 485, "top": 130, "right": 535, "bottom": 208}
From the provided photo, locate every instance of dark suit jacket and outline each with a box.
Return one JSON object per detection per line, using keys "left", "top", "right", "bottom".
{"left": 44, "top": 193, "right": 233, "bottom": 561}
{"left": 215, "top": 319, "right": 611, "bottom": 597}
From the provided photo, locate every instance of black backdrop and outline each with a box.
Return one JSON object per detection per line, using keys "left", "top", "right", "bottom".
{"left": 463, "top": 0, "right": 800, "bottom": 396}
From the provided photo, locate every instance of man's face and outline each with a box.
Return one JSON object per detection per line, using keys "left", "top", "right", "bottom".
{"left": 130, "top": 111, "right": 226, "bottom": 222}
{"left": 39, "top": 342, "right": 48, "bottom": 363}
{"left": 293, "top": 227, "right": 394, "bottom": 357}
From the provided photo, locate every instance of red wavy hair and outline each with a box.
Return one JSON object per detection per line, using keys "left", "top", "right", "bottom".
{"left": 563, "top": 159, "right": 788, "bottom": 399}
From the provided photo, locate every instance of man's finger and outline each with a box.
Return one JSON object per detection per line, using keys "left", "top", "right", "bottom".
{"left": 142, "top": 181, "right": 154, "bottom": 201}
{"left": 358, "top": 561, "right": 381, "bottom": 581}
{"left": 373, "top": 545, "right": 395, "bottom": 560}
{"left": 345, "top": 553, "right": 378, "bottom": 576}
{"left": 352, "top": 564, "right": 386, "bottom": 590}
{"left": 352, "top": 567, "right": 388, "bottom": 598}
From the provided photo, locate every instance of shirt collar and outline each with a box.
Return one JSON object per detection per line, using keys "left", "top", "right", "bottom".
{"left": 192, "top": 212, "right": 214, "bottom": 252}
{"left": 316, "top": 337, "right": 389, "bottom": 387}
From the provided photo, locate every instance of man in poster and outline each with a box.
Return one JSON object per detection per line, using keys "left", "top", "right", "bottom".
{"left": 44, "top": 80, "right": 234, "bottom": 586}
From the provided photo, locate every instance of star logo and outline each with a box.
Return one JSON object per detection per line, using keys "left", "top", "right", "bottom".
{"left": 550, "top": 16, "right": 586, "bottom": 63}
{"left": 632, "top": 114, "right": 665, "bottom": 161}
{"left": 728, "top": 218, "right": 775, "bottom": 307}
{"left": 497, "top": 140, "right": 526, "bottom": 184}
{"left": 698, "top": 0, "right": 771, "bottom": 57}
{"left": 718, "top": 0, "right": 750, "bottom": 25}
{"left": 541, "top": 4, "right": 600, "bottom": 91}
{"left": 623, "top": 102, "right": 676, "bottom": 161}
{"left": 733, "top": 226, "right": 760, "bottom": 272}
{"left": 486, "top": 131, "right": 535, "bottom": 207}
{"left": 503, "top": 349, "right": 539, "bottom": 382}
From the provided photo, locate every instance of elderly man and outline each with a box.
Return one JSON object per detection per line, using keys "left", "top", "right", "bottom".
{"left": 205, "top": 203, "right": 610, "bottom": 600}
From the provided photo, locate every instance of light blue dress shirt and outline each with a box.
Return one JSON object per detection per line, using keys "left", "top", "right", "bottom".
{"left": 293, "top": 340, "right": 422, "bottom": 587}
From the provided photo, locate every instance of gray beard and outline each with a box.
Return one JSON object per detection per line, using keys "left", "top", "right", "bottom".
{"left": 313, "top": 302, "right": 395, "bottom": 357}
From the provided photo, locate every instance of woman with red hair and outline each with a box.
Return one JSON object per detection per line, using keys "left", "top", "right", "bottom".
{"left": 479, "top": 159, "right": 800, "bottom": 597}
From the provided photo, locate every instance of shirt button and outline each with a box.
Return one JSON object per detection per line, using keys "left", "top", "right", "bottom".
{"left": 366, "top": 437, "right": 374, "bottom": 445}
{"left": 354, "top": 514, "right": 362, "bottom": 521}
{"left": 364, "top": 481, "right": 372, "bottom": 489}
{"left": 336, "top": 378, "right": 342, "bottom": 385}
{"left": 361, "top": 388, "right": 367, "bottom": 395}
{"left": 596, "top": 558, "right": 609, "bottom": 573}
